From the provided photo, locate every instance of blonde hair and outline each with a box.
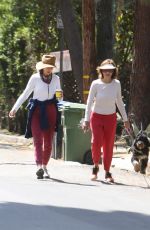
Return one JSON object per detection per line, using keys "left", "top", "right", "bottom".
{"left": 96, "top": 59, "right": 118, "bottom": 79}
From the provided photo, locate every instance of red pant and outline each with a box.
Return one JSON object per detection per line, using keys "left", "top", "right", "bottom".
{"left": 31, "top": 104, "right": 57, "bottom": 165}
{"left": 90, "top": 112, "right": 117, "bottom": 171}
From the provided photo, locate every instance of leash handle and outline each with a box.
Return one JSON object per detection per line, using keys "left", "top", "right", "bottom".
{"left": 125, "top": 127, "right": 132, "bottom": 135}
{"left": 125, "top": 127, "right": 134, "bottom": 141}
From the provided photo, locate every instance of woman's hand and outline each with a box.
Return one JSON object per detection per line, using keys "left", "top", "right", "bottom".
{"left": 124, "top": 120, "right": 130, "bottom": 130}
{"left": 9, "top": 109, "right": 16, "bottom": 118}
{"left": 82, "top": 121, "right": 90, "bottom": 133}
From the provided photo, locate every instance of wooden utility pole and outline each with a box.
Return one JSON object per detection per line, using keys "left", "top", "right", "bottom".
{"left": 82, "top": 0, "right": 96, "bottom": 103}
{"left": 131, "top": 0, "right": 150, "bottom": 129}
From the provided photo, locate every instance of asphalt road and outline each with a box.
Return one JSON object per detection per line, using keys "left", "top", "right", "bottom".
{"left": 0, "top": 143, "right": 150, "bottom": 230}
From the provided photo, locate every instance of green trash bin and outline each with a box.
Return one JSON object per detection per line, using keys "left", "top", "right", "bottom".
{"left": 60, "top": 102, "right": 91, "bottom": 163}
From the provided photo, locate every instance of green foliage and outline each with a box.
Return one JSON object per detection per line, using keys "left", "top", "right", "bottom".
{"left": 115, "top": 8, "right": 134, "bottom": 67}
{"left": 114, "top": 3, "right": 134, "bottom": 112}
{"left": 0, "top": 0, "right": 59, "bottom": 133}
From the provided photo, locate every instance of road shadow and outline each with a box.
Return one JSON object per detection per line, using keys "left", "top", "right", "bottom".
{"left": 0, "top": 202, "right": 150, "bottom": 230}
{"left": 39, "top": 177, "right": 96, "bottom": 187}
{"left": 98, "top": 179, "right": 150, "bottom": 189}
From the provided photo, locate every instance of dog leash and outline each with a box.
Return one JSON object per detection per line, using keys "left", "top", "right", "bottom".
{"left": 125, "top": 128, "right": 135, "bottom": 152}
{"left": 125, "top": 128, "right": 135, "bottom": 142}
{"left": 142, "top": 174, "right": 150, "bottom": 188}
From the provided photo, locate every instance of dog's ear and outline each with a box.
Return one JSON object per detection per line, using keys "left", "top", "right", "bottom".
{"left": 148, "top": 138, "right": 150, "bottom": 147}
{"left": 145, "top": 138, "right": 150, "bottom": 147}
{"left": 141, "top": 135, "right": 150, "bottom": 147}
{"left": 146, "top": 136, "right": 150, "bottom": 147}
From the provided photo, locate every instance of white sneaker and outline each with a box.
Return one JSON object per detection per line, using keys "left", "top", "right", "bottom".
{"left": 43, "top": 166, "right": 50, "bottom": 179}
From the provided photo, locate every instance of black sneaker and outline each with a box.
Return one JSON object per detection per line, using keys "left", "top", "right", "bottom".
{"left": 36, "top": 168, "right": 44, "bottom": 179}
{"left": 91, "top": 166, "right": 99, "bottom": 181}
{"left": 105, "top": 171, "right": 114, "bottom": 183}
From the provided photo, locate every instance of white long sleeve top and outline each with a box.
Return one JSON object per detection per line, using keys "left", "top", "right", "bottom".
{"left": 84, "top": 78, "right": 128, "bottom": 122}
{"left": 12, "top": 72, "right": 61, "bottom": 112}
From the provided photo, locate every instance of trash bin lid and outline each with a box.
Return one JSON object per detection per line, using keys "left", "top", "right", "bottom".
{"left": 58, "top": 101, "right": 86, "bottom": 111}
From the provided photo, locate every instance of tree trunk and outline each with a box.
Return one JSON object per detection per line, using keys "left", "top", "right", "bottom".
{"left": 131, "top": 0, "right": 150, "bottom": 130}
{"left": 59, "top": 0, "right": 83, "bottom": 101}
{"left": 82, "top": 0, "right": 96, "bottom": 103}
{"left": 96, "top": 0, "right": 114, "bottom": 63}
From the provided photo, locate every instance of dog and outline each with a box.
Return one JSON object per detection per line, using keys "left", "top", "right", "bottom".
{"left": 129, "top": 131, "right": 150, "bottom": 174}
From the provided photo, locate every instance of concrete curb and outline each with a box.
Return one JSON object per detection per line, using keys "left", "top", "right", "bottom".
{"left": 0, "top": 133, "right": 32, "bottom": 146}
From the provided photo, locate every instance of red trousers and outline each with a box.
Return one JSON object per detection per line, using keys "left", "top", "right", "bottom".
{"left": 90, "top": 112, "right": 117, "bottom": 171}
{"left": 31, "top": 104, "right": 56, "bottom": 166}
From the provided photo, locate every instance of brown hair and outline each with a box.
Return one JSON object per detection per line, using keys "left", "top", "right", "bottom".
{"left": 96, "top": 59, "right": 118, "bottom": 79}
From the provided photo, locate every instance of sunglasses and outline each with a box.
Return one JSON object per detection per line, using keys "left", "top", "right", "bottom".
{"left": 101, "top": 69, "right": 114, "bottom": 72}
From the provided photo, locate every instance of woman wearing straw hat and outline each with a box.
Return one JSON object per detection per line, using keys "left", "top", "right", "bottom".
{"left": 83, "top": 59, "right": 130, "bottom": 183}
{"left": 9, "top": 54, "right": 62, "bottom": 179}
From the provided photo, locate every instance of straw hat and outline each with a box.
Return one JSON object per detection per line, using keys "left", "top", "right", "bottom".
{"left": 36, "top": 54, "right": 56, "bottom": 70}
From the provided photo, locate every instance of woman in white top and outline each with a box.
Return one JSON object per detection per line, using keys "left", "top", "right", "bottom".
{"left": 9, "top": 54, "right": 61, "bottom": 179}
{"left": 83, "top": 59, "right": 130, "bottom": 183}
